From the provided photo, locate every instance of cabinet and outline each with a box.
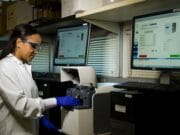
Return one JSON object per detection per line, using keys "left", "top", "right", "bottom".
{"left": 110, "top": 89, "right": 180, "bottom": 135}
{"left": 75, "top": 0, "right": 180, "bottom": 33}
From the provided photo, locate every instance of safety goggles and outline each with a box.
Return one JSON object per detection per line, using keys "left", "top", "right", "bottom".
{"left": 22, "top": 39, "right": 42, "bottom": 51}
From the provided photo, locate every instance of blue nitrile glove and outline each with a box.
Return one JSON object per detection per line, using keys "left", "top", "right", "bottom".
{"left": 56, "top": 96, "right": 80, "bottom": 107}
{"left": 39, "top": 116, "right": 59, "bottom": 132}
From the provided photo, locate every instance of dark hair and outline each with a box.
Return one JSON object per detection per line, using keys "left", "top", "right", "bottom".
{"left": 0, "top": 23, "right": 39, "bottom": 59}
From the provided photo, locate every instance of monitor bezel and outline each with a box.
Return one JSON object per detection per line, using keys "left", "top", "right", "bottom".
{"left": 53, "top": 23, "right": 91, "bottom": 66}
{"left": 131, "top": 9, "right": 180, "bottom": 71}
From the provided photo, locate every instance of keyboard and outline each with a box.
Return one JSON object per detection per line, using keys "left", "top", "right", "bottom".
{"left": 113, "top": 81, "right": 174, "bottom": 92}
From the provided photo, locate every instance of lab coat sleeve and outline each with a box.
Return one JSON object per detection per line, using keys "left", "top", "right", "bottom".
{"left": 41, "top": 98, "right": 57, "bottom": 110}
{"left": 0, "top": 69, "right": 46, "bottom": 118}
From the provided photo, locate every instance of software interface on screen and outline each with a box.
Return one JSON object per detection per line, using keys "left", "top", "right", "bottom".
{"left": 54, "top": 24, "right": 90, "bottom": 65}
{"left": 132, "top": 11, "right": 180, "bottom": 70}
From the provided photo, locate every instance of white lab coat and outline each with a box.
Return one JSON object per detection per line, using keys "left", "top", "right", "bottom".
{"left": 0, "top": 54, "right": 46, "bottom": 135}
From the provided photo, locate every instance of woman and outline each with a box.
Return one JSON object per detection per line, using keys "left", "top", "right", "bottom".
{"left": 0, "top": 24, "right": 80, "bottom": 135}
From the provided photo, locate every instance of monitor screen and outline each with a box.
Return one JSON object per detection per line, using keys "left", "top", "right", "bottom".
{"left": 54, "top": 23, "right": 90, "bottom": 66}
{"left": 132, "top": 9, "right": 180, "bottom": 71}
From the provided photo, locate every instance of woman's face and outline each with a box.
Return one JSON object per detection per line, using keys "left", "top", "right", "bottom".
{"left": 15, "top": 34, "right": 42, "bottom": 63}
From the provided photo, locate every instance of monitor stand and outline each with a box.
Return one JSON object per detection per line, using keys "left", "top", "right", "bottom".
{"left": 159, "top": 71, "right": 171, "bottom": 85}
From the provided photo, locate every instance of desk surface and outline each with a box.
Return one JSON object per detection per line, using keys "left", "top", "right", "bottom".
{"left": 113, "top": 81, "right": 180, "bottom": 93}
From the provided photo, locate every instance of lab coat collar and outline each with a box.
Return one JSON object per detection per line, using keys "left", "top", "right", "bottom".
{"left": 7, "top": 53, "right": 32, "bottom": 75}
{"left": 8, "top": 53, "right": 25, "bottom": 65}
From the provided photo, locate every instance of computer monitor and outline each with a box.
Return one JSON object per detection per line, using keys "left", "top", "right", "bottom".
{"left": 54, "top": 23, "right": 91, "bottom": 66}
{"left": 132, "top": 9, "right": 180, "bottom": 84}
